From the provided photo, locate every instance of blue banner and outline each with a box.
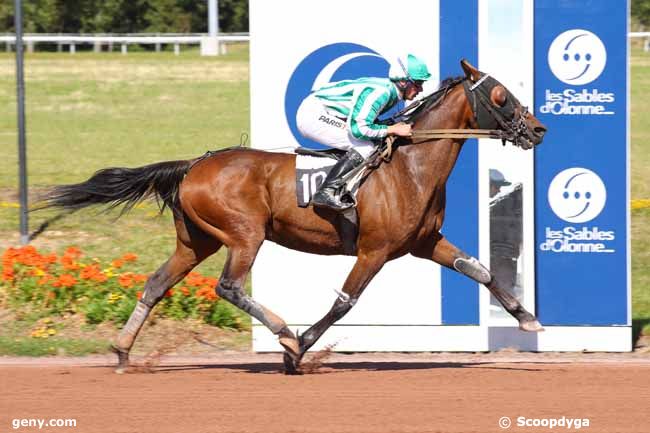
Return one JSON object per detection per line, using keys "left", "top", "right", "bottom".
{"left": 440, "top": 0, "right": 479, "bottom": 325}
{"left": 534, "top": 0, "right": 628, "bottom": 325}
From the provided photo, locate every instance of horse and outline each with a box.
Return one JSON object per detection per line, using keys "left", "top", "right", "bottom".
{"left": 38, "top": 60, "right": 546, "bottom": 374}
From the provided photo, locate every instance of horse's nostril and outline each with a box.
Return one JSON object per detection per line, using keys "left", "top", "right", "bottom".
{"left": 534, "top": 126, "right": 547, "bottom": 135}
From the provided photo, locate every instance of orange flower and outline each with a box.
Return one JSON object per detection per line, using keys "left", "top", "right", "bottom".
{"left": 47, "top": 291, "right": 57, "bottom": 300}
{"left": 44, "top": 253, "right": 58, "bottom": 264}
{"left": 122, "top": 253, "right": 138, "bottom": 262}
{"left": 111, "top": 259, "right": 124, "bottom": 269}
{"left": 38, "top": 274, "right": 53, "bottom": 286}
{"left": 136, "top": 291, "right": 143, "bottom": 300}
{"left": 118, "top": 273, "right": 134, "bottom": 289}
{"left": 179, "top": 286, "right": 190, "bottom": 296}
{"left": 53, "top": 274, "right": 77, "bottom": 288}
{"left": 164, "top": 289, "right": 174, "bottom": 298}
{"left": 185, "top": 273, "right": 218, "bottom": 288}
{"left": 195, "top": 286, "right": 218, "bottom": 301}
{"left": 80, "top": 264, "right": 100, "bottom": 280}
{"left": 185, "top": 272, "right": 205, "bottom": 287}
{"left": 2, "top": 267, "right": 14, "bottom": 282}
{"left": 92, "top": 273, "right": 108, "bottom": 283}
{"left": 63, "top": 246, "right": 82, "bottom": 258}
{"left": 60, "top": 256, "right": 79, "bottom": 271}
{"left": 133, "top": 274, "right": 149, "bottom": 283}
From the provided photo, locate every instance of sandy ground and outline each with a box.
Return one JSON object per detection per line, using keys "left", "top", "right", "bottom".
{"left": 1, "top": 352, "right": 649, "bottom": 433}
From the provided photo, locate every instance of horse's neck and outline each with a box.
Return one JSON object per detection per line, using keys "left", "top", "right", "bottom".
{"left": 394, "top": 87, "right": 470, "bottom": 193}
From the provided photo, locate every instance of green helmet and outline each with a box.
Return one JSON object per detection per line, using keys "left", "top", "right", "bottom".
{"left": 389, "top": 53, "right": 432, "bottom": 82}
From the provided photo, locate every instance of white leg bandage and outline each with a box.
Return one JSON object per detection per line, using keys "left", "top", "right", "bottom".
{"left": 453, "top": 256, "right": 492, "bottom": 284}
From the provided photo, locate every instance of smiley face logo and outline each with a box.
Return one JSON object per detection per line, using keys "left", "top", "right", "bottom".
{"left": 548, "top": 168, "right": 607, "bottom": 223}
{"left": 548, "top": 29, "right": 607, "bottom": 85}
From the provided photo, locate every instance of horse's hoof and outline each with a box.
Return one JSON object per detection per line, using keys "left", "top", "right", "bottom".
{"left": 282, "top": 352, "right": 303, "bottom": 375}
{"left": 111, "top": 345, "right": 130, "bottom": 373}
{"left": 279, "top": 336, "right": 300, "bottom": 358}
{"left": 519, "top": 319, "right": 545, "bottom": 332}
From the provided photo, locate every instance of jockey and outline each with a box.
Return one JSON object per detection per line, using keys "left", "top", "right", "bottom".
{"left": 297, "top": 53, "right": 432, "bottom": 211}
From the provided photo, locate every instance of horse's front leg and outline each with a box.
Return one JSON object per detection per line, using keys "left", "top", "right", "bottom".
{"left": 289, "top": 250, "right": 387, "bottom": 372}
{"left": 411, "top": 233, "right": 543, "bottom": 332}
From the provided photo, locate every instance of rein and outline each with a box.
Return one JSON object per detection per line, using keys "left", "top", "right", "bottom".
{"left": 411, "top": 128, "right": 509, "bottom": 141}
{"left": 386, "top": 76, "right": 509, "bottom": 145}
{"left": 378, "top": 76, "right": 512, "bottom": 160}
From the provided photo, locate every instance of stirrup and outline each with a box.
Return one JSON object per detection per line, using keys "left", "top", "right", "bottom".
{"left": 312, "top": 188, "right": 353, "bottom": 211}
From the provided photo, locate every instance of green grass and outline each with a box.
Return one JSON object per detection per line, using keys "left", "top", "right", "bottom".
{"left": 0, "top": 335, "right": 110, "bottom": 356}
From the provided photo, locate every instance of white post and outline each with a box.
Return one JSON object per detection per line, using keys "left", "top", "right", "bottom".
{"left": 69, "top": 43, "right": 75, "bottom": 54}
{"left": 202, "top": 0, "right": 220, "bottom": 56}
{"left": 209, "top": 0, "right": 219, "bottom": 36}
{"left": 121, "top": 44, "right": 127, "bottom": 55}
{"left": 174, "top": 43, "right": 180, "bottom": 55}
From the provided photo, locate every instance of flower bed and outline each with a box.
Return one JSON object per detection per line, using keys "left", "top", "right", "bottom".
{"left": 1, "top": 246, "right": 245, "bottom": 330}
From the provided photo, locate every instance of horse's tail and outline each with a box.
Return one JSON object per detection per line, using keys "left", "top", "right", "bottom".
{"left": 39, "top": 159, "right": 193, "bottom": 214}
{"left": 31, "top": 159, "right": 194, "bottom": 240}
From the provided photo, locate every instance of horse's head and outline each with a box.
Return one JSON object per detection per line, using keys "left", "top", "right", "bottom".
{"left": 460, "top": 59, "right": 546, "bottom": 150}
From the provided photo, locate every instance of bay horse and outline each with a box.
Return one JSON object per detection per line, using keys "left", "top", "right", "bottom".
{"left": 39, "top": 60, "right": 546, "bottom": 374}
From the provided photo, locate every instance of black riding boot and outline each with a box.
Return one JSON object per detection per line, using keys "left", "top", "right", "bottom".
{"left": 311, "top": 149, "right": 366, "bottom": 211}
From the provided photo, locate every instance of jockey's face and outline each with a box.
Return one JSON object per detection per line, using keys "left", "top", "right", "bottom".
{"left": 403, "top": 80, "right": 424, "bottom": 101}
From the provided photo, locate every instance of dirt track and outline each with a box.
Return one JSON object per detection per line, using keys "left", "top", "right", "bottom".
{"left": 1, "top": 353, "right": 649, "bottom": 433}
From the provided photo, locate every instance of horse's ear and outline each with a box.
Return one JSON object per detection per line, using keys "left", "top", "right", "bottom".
{"left": 460, "top": 59, "right": 481, "bottom": 82}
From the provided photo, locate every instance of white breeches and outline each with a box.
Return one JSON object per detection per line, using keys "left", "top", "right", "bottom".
{"left": 296, "top": 95, "right": 377, "bottom": 159}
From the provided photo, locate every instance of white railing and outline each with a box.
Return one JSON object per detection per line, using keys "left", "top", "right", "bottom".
{"left": 630, "top": 32, "right": 650, "bottom": 51}
{"left": 0, "top": 33, "right": 250, "bottom": 55}
{"left": 2, "top": 32, "right": 648, "bottom": 53}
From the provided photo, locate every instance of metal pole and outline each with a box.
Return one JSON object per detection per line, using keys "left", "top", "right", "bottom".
{"left": 208, "top": 0, "right": 219, "bottom": 36}
{"left": 14, "top": 0, "right": 29, "bottom": 245}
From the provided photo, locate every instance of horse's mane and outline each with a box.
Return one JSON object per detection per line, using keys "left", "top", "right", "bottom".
{"left": 385, "top": 75, "right": 466, "bottom": 125}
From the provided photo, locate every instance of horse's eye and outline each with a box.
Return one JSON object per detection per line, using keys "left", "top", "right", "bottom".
{"left": 492, "top": 86, "right": 508, "bottom": 107}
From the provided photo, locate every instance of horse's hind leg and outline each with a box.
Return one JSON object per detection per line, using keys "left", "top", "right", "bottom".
{"left": 113, "top": 219, "right": 221, "bottom": 373}
{"left": 411, "top": 234, "right": 543, "bottom": 332}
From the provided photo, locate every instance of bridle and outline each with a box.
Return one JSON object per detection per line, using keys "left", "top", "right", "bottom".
{"left": 387, "top": 74, "right": 535, "bottom": 148}
{"left": 460, "top": 73, "right": 535, "bottom": 148}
